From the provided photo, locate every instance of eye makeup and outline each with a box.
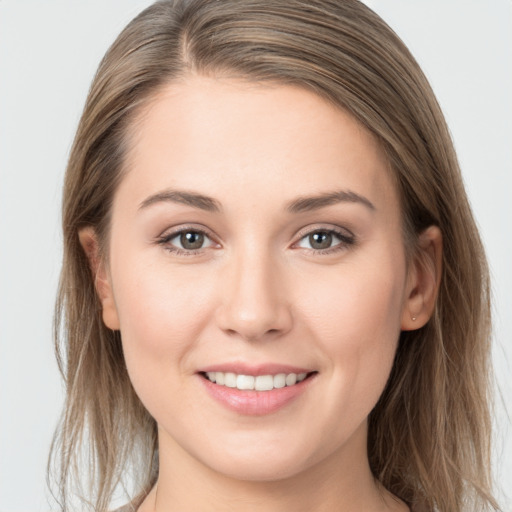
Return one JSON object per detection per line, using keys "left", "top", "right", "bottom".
{"left": 154, "top": 222, "right": 356, "bottom": 258}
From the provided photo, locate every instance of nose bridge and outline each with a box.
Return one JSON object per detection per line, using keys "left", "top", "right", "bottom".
{"left": 216, "top": 240, "right": 292, "bottom": 341}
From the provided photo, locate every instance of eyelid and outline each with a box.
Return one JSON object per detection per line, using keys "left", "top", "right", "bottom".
{"left": 292, "top": 224, "right": 356, "bottom": 253}
{"left": 293, "top": 223, "right": 355, "bottom": 242}
{"left": 155, "top": 224, "right": 220, "bottom": 254}
{"left": 154, "top": 223, "right": 355, "bottom": 256}
{"left": 157, "top": 223, "right": 216, "bottom": 239}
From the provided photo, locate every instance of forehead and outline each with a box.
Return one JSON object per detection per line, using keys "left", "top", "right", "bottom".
{"left": 118, "top": 75, "right": 398, "bottom": 216}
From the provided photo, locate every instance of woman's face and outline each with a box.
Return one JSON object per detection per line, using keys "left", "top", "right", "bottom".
{"left": 95, "top": 76, "right": 419, "bottom": 481}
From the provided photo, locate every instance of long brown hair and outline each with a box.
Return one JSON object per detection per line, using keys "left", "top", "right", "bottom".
{"left": 49, "top": 1, "right": 499, "bottom": 510}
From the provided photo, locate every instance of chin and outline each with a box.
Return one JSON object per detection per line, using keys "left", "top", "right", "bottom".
{"left": 207, "top": 453, "right": 309, "bottom": 482}
{"left": 189, "top": 429, "right": 332, "bottom": 483}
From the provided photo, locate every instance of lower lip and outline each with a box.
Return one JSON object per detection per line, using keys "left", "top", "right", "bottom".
{"left": 199, "top": 374, "right": 315, "bottom": 416}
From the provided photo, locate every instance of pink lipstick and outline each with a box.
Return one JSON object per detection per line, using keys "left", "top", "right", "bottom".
{"left": 197, "top": 363, "right": 317, "bottom": 415}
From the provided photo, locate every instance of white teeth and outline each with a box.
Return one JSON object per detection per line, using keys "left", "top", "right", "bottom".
{"left": 224, "top": 372, "right": 237, "bottom": 388}
{"left": 273, "top": 373, "right": 286, "bottom": 389}
{"left": 204, "top": 371, "right": 310, "bottom": 391}
{"left": 255, "top": 375, "right": 274, "bottom": 391}
{"left": 236, "top": 374, "right": 255, "bottom": 390}
{"left": 285, "top": 373, "right": 297, "bottom": 386}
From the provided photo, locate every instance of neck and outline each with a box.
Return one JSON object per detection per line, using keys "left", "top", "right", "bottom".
{"left": 138, "top": 423, "right": 407, "bottom": 512}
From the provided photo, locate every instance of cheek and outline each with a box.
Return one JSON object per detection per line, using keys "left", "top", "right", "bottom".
{"left": 109, "top": 253, "right": 217, "bottom": 408}
{"left": 298, "top": 253, "right": 406, "bottom": 412}
{"left": 113, "top": 250, "right": 215, "bottom": 338}
{"left": 302, "top": 258, "right": 405, "bottom": 343}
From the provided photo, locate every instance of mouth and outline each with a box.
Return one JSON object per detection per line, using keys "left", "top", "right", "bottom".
{"left": 197, "top": 363, "right": 318, "bottom": 415}
{"left": 200, "top": 371, "right": 315, "bottom": 391}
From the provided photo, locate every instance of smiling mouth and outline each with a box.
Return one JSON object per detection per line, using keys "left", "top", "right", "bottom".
{"left": 201, "top": 371, "right": 316, "bottom": 391}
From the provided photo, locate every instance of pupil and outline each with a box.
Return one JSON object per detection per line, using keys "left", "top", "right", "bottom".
{"left": 181, "top": 231, "right": 204, "bottom": 249}
{"left": 310, "top": 232, "right": 332, "bottom": 249}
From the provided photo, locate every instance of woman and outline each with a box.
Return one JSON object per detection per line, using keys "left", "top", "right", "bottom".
{"left": 49, "top": 1, "right": 500, "bottom": 510}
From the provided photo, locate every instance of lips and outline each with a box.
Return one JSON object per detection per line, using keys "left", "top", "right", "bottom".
{"left": 197, "top": 363, "right": 317, "bottom": 415}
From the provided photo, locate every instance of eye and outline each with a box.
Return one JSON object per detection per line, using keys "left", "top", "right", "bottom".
{"left": 174, "top": 231, "right": 208, "bottom": 250}
{"left": 296, "top": 228, "right": 355, "bottom": 253}
{"left": 157, "top": 228, "right": 217, "bottom": 254}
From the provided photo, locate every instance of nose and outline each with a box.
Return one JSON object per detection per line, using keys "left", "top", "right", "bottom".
{"left": 215, "top": 248, "right": 293, "bottom": 342}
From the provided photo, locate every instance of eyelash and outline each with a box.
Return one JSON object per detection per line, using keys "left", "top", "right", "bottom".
{"left": 155, "top": 226, "right": 216, "bottom": 256}
{"left": 294, "top": 227, "right": 356, "bottom": 255}
{"left": 155, "top": 226, "right": 356, "bottom": 256}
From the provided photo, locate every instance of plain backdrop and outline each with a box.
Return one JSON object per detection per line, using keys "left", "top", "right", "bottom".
{"left": 0, "top": 1, "right": 510, "bottom": 510}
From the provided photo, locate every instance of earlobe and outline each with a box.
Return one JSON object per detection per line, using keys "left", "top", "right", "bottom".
{"left": 78, "top": 227, "right": 120, "bottom": 330}
{"left": 401, "top": 225, "right": 443, "bottom": 331}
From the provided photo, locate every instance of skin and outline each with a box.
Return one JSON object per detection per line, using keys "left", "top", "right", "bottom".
{"left": 80, "top": 76, "right": 441, "bottom": 511}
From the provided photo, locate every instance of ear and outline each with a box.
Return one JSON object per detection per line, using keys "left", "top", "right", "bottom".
{"left": 401, "top": 225, "right": 442, "bottom": 331}
{"left": 78, "top": 227, "right": 120, "bottom": 330}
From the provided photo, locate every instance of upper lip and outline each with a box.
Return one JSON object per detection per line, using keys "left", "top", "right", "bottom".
{"left": 198, "top": 362, "right": 315, "bottom": 376}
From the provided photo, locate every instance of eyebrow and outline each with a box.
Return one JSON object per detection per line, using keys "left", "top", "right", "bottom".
{"left": 138, "top": 189, "right": 222, "bottom": 212}
{"left": 138, "top": 188, "right": 375, "bottom": 214}
{"left": 286, "top": 190, "right": 375, "bottom": 213}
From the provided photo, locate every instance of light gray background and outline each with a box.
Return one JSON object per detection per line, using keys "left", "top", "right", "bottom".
{"left": 0, "top": 1, "right": 510, "bottom": 510}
